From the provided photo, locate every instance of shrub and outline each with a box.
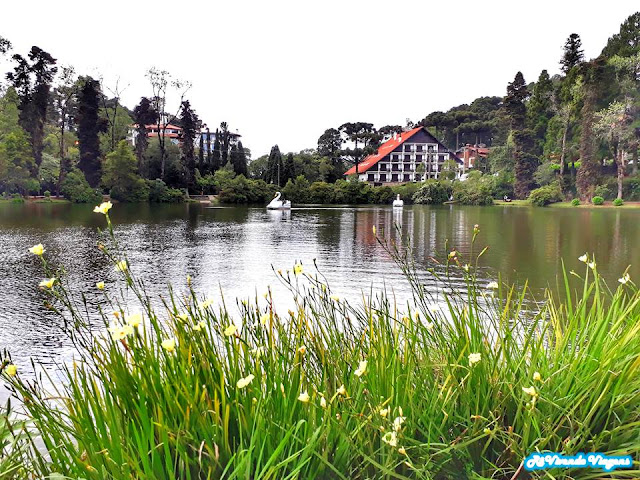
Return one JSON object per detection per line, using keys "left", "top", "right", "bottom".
{"left": 219, "top": 175, "right": 275, "bottom": 204}
{"left": 282, "top": 175, "right": 311, "bottom": 204}
{"left": 61, "top": 169, "right": 102, "bottom": 204}
{"left": 613, "top": 198, "right": 624, "bottom": 206}
{"left": 371, "top": 186, "right": 395, "bottom": 205}
{"left": 412, "top": 181, "right": 451, "bottom": 204}
{"left": 308, "top": 182, "right": 335, "bottom": 204}
{"left": 593, "top": 184, "right": 613, "bottom": 200}
{"left": 148, "top": 179, "right": 186, "bottom": 203}
{"left": 110, "top": 178, "right": 149, "bottom": 203}
{"left": 592, "top": 196, "right": 604, "bottom": 205}
{"left": 528, "top": 184, "right": 563, "bottom": 207}
{"left": 392, "top": 182, "right": 421, "bottom": 204}
{"left": 103, "top": 141, "right": 148, "bottom": 202}
{"left": 453, "top": 173, "right": 494, "bottom": 205}
{"left": 10, "top": 193, "right": 24, "bottom": 203}
{"left": 43, "top": 190, "right": 51, "bottom": 198}
{"left": 333, "top": 179, "right": 373, "bottom": 204}
{"left": 571, "top": 198, "right": 580, "bottom": 206}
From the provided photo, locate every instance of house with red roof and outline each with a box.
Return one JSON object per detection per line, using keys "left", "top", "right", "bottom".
{"left": 344, "top": 126, "right": 462, "bottom": 185}
{"left": 128, "top": 123, "right": 183, "bottom": 146}
{"left": 456, "top": 144, "right": 490, "bottom": 170}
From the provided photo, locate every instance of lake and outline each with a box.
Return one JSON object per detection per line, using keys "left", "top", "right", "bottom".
{"left": 0, "top": 202, "right": 638, "bottom": 385}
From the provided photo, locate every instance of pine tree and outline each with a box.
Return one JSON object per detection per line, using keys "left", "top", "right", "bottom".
{"left": 76, "top": 77, "right": 107, "bottom": 188}
{"left": 232, "top": 140, "right": 248, "bottom": 177}
{"left": 211, "top": 131, "right": 222, "bottom": 173}
{"left": 527, "top": 70, "right": 554, "bottom": 155}
{"left": 179, "top": 100, "right": 199, "bottom": 190}
{"left": 265, "top": 145, "right": 283, "bottom": 185}
{"left": 132, "top": 97, "right": 157, "bottom": 178}
{"left": 6, "top": 46, "right": 57, "bottom": 176}
{"left": 282, "top": 152, "right": 296, "bottom": 184}
{"left": 560, "top": 34, "right": 584, "bottom": 73}
{"left": 602, "top": 12, "right": 640, "bottom": 58}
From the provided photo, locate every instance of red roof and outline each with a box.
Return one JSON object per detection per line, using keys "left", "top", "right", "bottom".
{"left": 343, "top": 127, "right": 423, "bottom": 175}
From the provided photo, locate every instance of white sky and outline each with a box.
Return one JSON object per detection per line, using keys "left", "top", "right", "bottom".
{"left": 2, "top": 1, "right": 638, "bottom": 157}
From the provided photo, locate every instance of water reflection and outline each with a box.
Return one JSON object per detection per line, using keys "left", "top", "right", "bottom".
{"left": 0, "top": 202, "right": 638, "bottom": 382}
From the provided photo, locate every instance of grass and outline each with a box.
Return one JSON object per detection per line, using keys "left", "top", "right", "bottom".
{"left": 1, "top": 210, "right": 639, "bottom": 479}
{"left": 494, "top": 199, "right": 640, "bottom": 209}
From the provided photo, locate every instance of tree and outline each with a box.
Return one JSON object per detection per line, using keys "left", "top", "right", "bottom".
{"left": 265, "top": 145, "right": 283, "bottom": 185}
{"left": 76, "top": 77, "right": 107, "bottom": 188}
{"left": 211, "top": 132, "right": 222, "bottom": 173}
{"left": 504, "top": 72, "right": 537, "bottom": 198}
{"left": 282, "top": 152, "right": 296, "bottom": 185}
{"left": 217, "top": 122, "right": 232, "bottom": 167}
{"left": 52, "top": 65, "right": 77, "bottom": 196}
{"left": 178, "top": 100, "right": 199, "bottom": 190}
{"left": 132, "top": 97, "right": 157, "bottom": 177}
{"left": 102, "top": 140, "right": 148, "bottom": 202}
{"left": 146, "top": 67, "right": 190, "bottom": 180}
{"left": 6, "top": 46, "right": 57, "bottom": 176}
{"left": 101, "top": 77, "right": 129, "bottom": 153}
{"left": 231, "top": 140, "right": 248, "bottom": 177}
{"left": 602, "top": 12, "right": 640, "bottom": 58}
{"left": 560, "top": 34, "right": 584, "bottom": 73}
{"left": 338, "top": 122, "right": 376, "bottom": 176}
{"left": 317, "top": 127, "right": 343, "bottom": 182}
{"left": 527, "top": 69, "right": 554, "bottom": 155}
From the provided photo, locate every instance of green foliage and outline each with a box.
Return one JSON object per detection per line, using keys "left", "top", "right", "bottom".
{"left": 594, "top": 184, "right": 613, "bottom": 200}
{"left": 412, "top": 181, "right": 451, "bottom": 204}
{"left": 453, "top": 172, "right": 494, "bottom": 205}
{"left": 102, "top": 141, "right": 148, "bottom": 202}
{"left": 147, "top": 179, "right": 186, "bottom": 203}
{"left": 391, "top": 182, "right": 421, "bottom": 204}
{"left": 613, "top": 197, "right": 624, "bottom": 206}
{"left": 370, "top": 186, "right": 394, "bottom": 204}
{"left": 528, "top": 183, "right": 563, "bottom": 206}
{"left": 282, "top": 175, "right": 310, "bottom": 204}
{"left": 307, "top": 181, "right": 336, "bottom": 203}
{"left": 571, "top": 198, "right": 580, "bottom": 206}
{"left": 592, "top": 195, "right": 605, "bottom": 205}
{"left": 533, "top": 162, "right": 558, "bottom": 186}
{"left": 61, "top": 169, "right": 102, "bottom": 203}
{"left": 218, "top": 174, "right": 275, "bottom": 204}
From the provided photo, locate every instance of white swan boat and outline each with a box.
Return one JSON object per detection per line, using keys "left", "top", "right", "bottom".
{"left": 392, "top": 194, "right": 404, "bottom": 208}
{"left": 266, "top": 191, "right": 292, "bottom": 210}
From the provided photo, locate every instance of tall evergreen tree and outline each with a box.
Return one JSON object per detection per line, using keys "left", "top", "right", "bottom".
{"left": 265, "top": 145, "right": 283, "bottom": 185}
{"left": 317, "top": 127, "right": 343, "bottom": 182}
{"left": 178, "top": 100, "right": 199, "bottom": 190}
{"left": 602, "top": 12, "right": 640, "bottom": 58}
{"left": 338, "top": 122, "right": 376, "bottom": 176}
{"left": 211, "top": 131, "right": 222, "bottom": 173}
{"left": 282, "top": 152, "right": 296, "bottom": 184}
{"left": 504, "top": 72, "right": 537, "bottom": 199}
{"left": 132, "top": 97, "right": 157, "bottom": 178}
{"left": 218, "top": 122, "right": 232, "bottom": 167}
{"left": 560, "top": 34, "right": 584, "bottom": 73}
{"left": 198, "top": 131, "right": 205, "bottom": 173}
{"left": 6, "top": 46, "right": 57, "bottom": 176}
{"left": 231, "top": 140, "right": 248, "bottom": 177}
{"left": 53, "top": 66, "right": 77, "bottom": 196}
{"left": 76, "top": 77, "right": 107, "bottom": 188}
{"left": 527, "top": 70, "right": 554, "bottom": 156}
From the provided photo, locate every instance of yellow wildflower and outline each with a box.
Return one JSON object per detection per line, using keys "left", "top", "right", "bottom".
{"left": 193, "top": 321, "right": 206, "bottom": 331}
{"left": 522, "top": 385, "right": 538, "bottom": 398}
{"left": 201, "top": 298, "right": 214, "bottom": 308}
{"left": 330, "top": 295, "right": 340, "bottom": 302}
{"left": 298, "top": 345, "right": 307, "bottom": 355}
{"left": 93, "top": 201, "right": 113, "bottom": 214}
{"left": 298, "top": 391, "right": 310, "bottom": 403}
{"left": 5, "top": 364, "right": 17, "bottom": 377}
{"left": 237, "top": 374, "right": 255, "bottom": 389}
{"left": 393, "top": 415, "right": 406, "bottom": 432}
{"left": 425, "top": 322, "right": 434, "bottom": 332}
{"left": 587, "top": 261, "right": 596, "bottom": 270}
{"left": 372, "top": 225, "right": 376, "bottom": 235}
{"left": 161, "top": 338, "right": 176, "bottom": 352}
{"left": 337, "top": 384, "right": 347, "bottom": 396}
{"left": 578, "top": 253, "right": 588, "bottom": 263}
{"left": 293, "top": 263, "right": 303, "bottom": 275}
{"left": 224, "top": 324, "right": 237, "bottom": 336}
{"left": 125, "top": 312, "right": 142, "bottom": 328}
{"left": 320, "top": 396, "right": 327, "bottom": 408}
{"left": 29, "top": 244, "right": 45, "bottom": 256}
{"left": 398, "top": 446, "right": 406, "bottom": 455}
{"left": 96, "top": 281, "right": 105, "bottom": 290}
{"left": 39, "top": 278, "right": 56, "bottom": 289}
{"left": 115, "top": 260, "right": 128, "bottom": 272}
{"left": 533, "top": 371, "right": 542, "bottom": 382}
{"left": 379, "top": 407, "right": 389, "bottom": 418}
{"left": 354, "top": 360, "right": 367, "bottom": 377}
{"left": 382, "top": 431, "right": 398, "bottom": 447}
{"left": 483, "top": 428, "right": 492, "bottom": 435}
{"left": 177, "top": 312, "right": 188, "bottom": 321}
{"left": 468, "top": 353, "right": 481, "bottom": 366}
{"left": 619, "top": 273, "right": 631, "bottom": 285}
{"left": 260, "top": 313, "right": 270, "bottom": 325}
{"left": 486, "top": 281, "right": 499, "bottom": 289}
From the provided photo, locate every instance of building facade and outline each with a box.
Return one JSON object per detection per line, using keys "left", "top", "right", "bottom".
{"left": 344, "top": 126, "right": 462, "bottom": 184}
{"left": 127, "top": 124, "right": 183, "bottom": 146}
{"left": 456, "top": 144, "right": 490, "bottom": 170}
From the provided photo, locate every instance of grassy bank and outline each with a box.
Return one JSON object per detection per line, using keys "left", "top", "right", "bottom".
{"left": 1, "top": 208, "right": 639, "bottom": 479}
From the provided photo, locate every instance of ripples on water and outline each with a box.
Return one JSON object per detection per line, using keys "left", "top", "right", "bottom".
{"left": 0, "top": 202, "right": 638, "bottom": 393}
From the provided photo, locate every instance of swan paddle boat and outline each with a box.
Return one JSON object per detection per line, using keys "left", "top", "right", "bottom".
{"left": 267, "top": 191, "right": 292, "bottom": 210}
{"left": 392, "top": 194, "right": 404, "bottom": 208}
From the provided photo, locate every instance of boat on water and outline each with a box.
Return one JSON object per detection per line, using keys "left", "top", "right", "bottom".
{"left": 392, "top": 194, "right": 404, "bottom": 208}
{"left": 266, "top": 192, "right": 291, "bottom": 210}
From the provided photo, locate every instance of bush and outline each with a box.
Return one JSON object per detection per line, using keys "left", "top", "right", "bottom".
{"left": 10, "top": 193, "right": 24, "bottom": 203}
{"left": 593, "top": 185, "right": 613, "bottom": 200}
{"left": 392, "top": 182, "right": 421, "bottom": 204}
{"left": 219, "top": 175, "right": 275, "bottom": 204}
{"left": 370, "top": 186, "right": 395, "bottom": 205}
{"left": 453, "top": 173, "right": 494, "bottom": 205}
{"left": 571, "top": 198, "right": 580, "bottom": 206}
{"left": 528, "top": 184, "right": 563, "bottom": 207}
{"left": 61, "top": 169, "right": 102, "bottom": 204}
{"left": 103, "top": 141, "right": 148, "bottom": 202}
{"left": 43, "top": 190, "right": 51, "bottom": 198}
{"left": 613, "top": 198, "right": 624, "bottom": 206}
{"left": 412, "top": 181, "right": 451, "bottom": 204}
{"left": 592, "top": 196, "right": 604, "bottom": 205}
{"left": 148, "top": 179, "right": 186, "bottom": 203}
{"left": 333, "top": 179, "right": 373, "bottom": 204}
{"left": 308, "top": 182, "right": 335, "bottom": 204}
{"left": 282, "top": 175, "right": 311, "bottom": 204}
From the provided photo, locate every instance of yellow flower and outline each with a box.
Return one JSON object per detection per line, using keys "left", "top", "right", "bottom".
{"left": 354, "top": 360, "right": 367, "bottom": 377}
{"left": 298, "top": 345, "right": 307, "bottom": 355}
{"left": 448, "top": 250, "right": 457, "bottom": 259}
{"left": 260, "top": 313, "right": 270, "bottom": 325}
{"left": 587, "top": 261, "right": 596, "bottom": 270}
{"left": 115, "top": 260, "right": 128, "bottom": 272}
{"left": 398, "top": 446, "right": 406, "bottom": 455}
{"left": 337, "top": 384, "right": 347, "bottom": 396}
{"left": 161, "top": 338, "right": 176, "bottom": 352}
{"left": 224, "top": 324, "right": 237, "bottom": 336}
{"left": 425, "top": 322, "right": 434, "bottom": 332}
{"left": 468, "top": 353, "right": 481, "bottom": 366}
{"left": 522, "top": 385, "right": 538, "bottom": 398}
{"left": 177, "top": 312, "right": 188, "bottom": 321}
{"left": 5, "top": 364, "right": 17, "bottom": 377}
{"left": 463, "top": 264, "right": 470, "bottom": 272}
{"left": 29, "top": 244, "right": 45, "bottom": 256}
{"left": 96, "top": 281, "right": 105, "bottom": 290}
{"left": 93, "top": 201, "right": 113, "bottom": 214}
{"left": 122, "top": 324, "right": 134, "bottom": 337}
{"left": 201, "top": 298, "right": 214, "bottom": 309}
{"left": 533, "top": 371, "right": 542, "bottom": 382}
{"left": 293, "top": 263, "right": 303, "bottom": 275}
{"left": 483, "top": 428, "right": 492, "bottom": 435}
{"left": 372, "top": 225, "right": 376, "bottom": 235}
{"left": 578, "top": 253, "right": 588, "bottom": 263}
{"left": 125, "top": 312, "right": 142, "bottom": 328}
{"left": 382, "top": 431, "right": 398, "bottom": 447}
{"left": 250, "top": 346, "right": 264, "bottom": 357}
{"left": 237, "top": 374, "right": 255, "bottom": 389}
{"left": 39, "top": 278, "right": 56, "bottom": 289}
{"left": 193, "top": 321, "right": 206, "bottom": 331}
{"left": 330, "top": 295, "right": 340, "bottom": 302}
{"left": 108, "top": 325, "right": 127, "bottom": 341}
{"left": 298, "top": 391, "right": 310, "bottom": 403}
{"left": 486, "top": 281, "right": 499, "bottom": 289}
{"left": 320, "top": 396, "right": 328, "bottom": 408}
{"left": 379, "top": 407, "right": 389, "bottom": 418}
{"left": 393, "top": 416, "right": 406, "bottom": 432}
{"left": 619, "top": 273, "right": 630, "bottom": 285}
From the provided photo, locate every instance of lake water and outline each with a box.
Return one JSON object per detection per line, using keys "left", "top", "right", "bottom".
{"left": 0, "top": 202, "right": 638, "bottom": 387}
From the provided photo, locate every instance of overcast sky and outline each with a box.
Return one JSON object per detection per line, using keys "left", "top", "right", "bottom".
{"left": 2, "top": 1, "right": 638, "bottom": 157}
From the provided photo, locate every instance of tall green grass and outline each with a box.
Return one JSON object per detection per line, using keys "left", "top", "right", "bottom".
{"left": 2, "top": 210, "right": 639, "bottom": 479}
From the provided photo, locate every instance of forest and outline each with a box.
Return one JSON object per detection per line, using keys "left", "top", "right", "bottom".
{"left": 0, "top": 12, "right": 638, "bottom": 205}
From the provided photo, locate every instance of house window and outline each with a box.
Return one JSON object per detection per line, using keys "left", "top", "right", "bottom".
{"left": 392, "top": 164, "right": 400, "bottom": 171}
{"left": 416, "top": 145, "right": 423, "bottom": 152}
{"left": 391, "top": 174, "right": 398, "bottom": 182}
{"left": 427, "top": 145, "right": 435, "bottom": 152}
{"left": 403, "top": 174, "right": 411, "bottom": 182}
{"left": 380, "top": 174, "right": 387, "bottom": 182}
{"left": 405, "top": 144, "right": 413, "bottom": 152}
{"left": 416, "top": 154, "right": 423, "bottom": 161}
{"left": 391, "top": 154, "right": 399, "bottom": 161}
{"left": 403, "top": 163, "right": 412, "bottom": 171}
{"left": 439, "top": 155, "right": 446, "bottom": 162}
{"left": 404, "top": 154, "right": 411, "bottom": 161}
{"left": 380, "top": 163, "right": 387, "bottom": 171}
